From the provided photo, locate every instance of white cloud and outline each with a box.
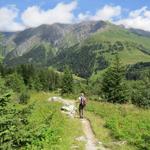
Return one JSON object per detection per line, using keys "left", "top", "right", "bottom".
{"left": 1, "top": 2, "right": 150, "bottom": 32}
{"left": 21, "top": 1, "right": 77, "bottom": 27}
{"left": 78, "top": 11, "right": 91, "bottom": 21}
{"left": 129, "top": 6, "right": 147, "bottom": 18}
{"left": 92, "top": 5, "right": 122, "bottom": 21}
{"left": 144, "top": 11, "right": 150, "bottom": 18}
{"left": 116, "top": 7, "right": 150, "bottom": 31}
{"left": 0, "top": 6, "right": 25, "bottom": 32}
{"left": 78, "top": 5, "right": 122, "bottom": 22}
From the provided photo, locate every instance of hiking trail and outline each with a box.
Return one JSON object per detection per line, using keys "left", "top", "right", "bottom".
{"left": 48, "top": 97, "right": 110, "bottom": 150}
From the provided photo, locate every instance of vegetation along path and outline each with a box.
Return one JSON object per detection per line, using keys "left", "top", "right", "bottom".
{"left": 48, "top": 97, "right": 110, "bottom": 150}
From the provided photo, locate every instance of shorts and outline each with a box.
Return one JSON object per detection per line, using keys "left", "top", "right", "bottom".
{"left": 79, "top": 104, "right": 85, "bottom": 110}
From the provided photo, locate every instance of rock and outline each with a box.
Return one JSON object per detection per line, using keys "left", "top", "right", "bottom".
{"left": 61, "top": 104, "right": 77, "bottom": 118}
{"left": 112, "top": 141, "right": 127, "bottom": 146}
{"left": 71, "top": 145, "right": 79, "bottom": 149}
{"left": 107, "top": 140, "right": 127, "bottom": 147}
{"left": 61, "top": 104, "right": 77, "bottom": 113}
{"left": 75, "top": 136, "right": 87, "bottom": 142}
{"left": 97, "top": 141, "right": 103, "bottom": 145}
{"left": 48, "top": 96, "right": 62, "bottom": 102}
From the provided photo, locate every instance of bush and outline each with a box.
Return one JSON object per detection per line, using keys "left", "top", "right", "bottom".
{"left": 5, "top": 72, "right": 26, "bottom": 93}
{"left": 19, "top": 91, "right": 30, "bottom": 104}
{"left": 131, "top": 75, "right": 150, "bottom": 108}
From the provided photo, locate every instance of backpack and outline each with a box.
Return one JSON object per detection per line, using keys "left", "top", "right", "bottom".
{"left": 80, "top": 96, "right": 86, "bottom": 106}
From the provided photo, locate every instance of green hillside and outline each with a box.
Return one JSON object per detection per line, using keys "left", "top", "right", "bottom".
{"left": 103, "top": 48, "right": 150, "bottom": 65}
{"left": 51, "top": 24, "right": 150, "bottom": 78}
{"left": 87, "top": 24, "right": 150, "bottom": 49}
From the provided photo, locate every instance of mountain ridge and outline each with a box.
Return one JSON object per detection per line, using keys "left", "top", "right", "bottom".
{"left": 0, "top": 20, "right": 150, "bottom": 77}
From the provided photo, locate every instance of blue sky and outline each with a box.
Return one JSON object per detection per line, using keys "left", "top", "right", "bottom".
{"left": 0, "top": 0, "right": 150, "bottom": 32}
{"left": 0, "top": 0, "right": 150, "bottom": 13}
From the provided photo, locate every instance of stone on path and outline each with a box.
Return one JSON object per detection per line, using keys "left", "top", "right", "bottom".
{"left": 75, "top": 136, "right": 87, "bottom": 142}
{"left": 48, "top": 96, "right": 77, "bottom": 118}
{"left": 61, "top": 103, "right": 77, "bottom": 117}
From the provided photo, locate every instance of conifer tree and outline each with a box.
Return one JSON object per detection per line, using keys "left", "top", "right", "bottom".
{"left": 0, "top": 77, "right": 33, "bottom": 149}
{"left": 0, "top": 77, "right": 16, "bottom": 149}
{"left": 101, "top": 55, "right": 128, "bottom": 103}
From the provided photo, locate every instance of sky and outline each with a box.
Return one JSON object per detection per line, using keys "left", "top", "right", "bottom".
{"left": 0, "top": 0, "right": 150, "bottom": 32}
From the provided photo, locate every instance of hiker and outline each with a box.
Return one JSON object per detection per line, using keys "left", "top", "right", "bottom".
{"left": 78, "top": 93, "right": 87, "bottom": 118}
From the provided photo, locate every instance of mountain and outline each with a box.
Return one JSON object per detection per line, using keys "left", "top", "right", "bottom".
{"left": 0, "top": 21, "right": 150, "bottom": 77}
{"left": 2, "top": 21, "right": 106, "bottom": 59}
{"left": 129, "top": 28, "right": 150, "bottom": 38}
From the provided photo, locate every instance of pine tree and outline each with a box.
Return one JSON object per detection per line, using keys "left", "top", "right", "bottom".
{"left": 61, "top": 66, "right": 74, "bottom": 94}
{"left": 101, "top": 55, "right": 128, "bottom": 103}
{"left": 0, "top": 77, "right": 16, "bottom": 149}
{"left": 0, "top": 76, "right": 33, "bottom": 149}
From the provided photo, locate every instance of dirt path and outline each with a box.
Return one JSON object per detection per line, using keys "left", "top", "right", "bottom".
{"left": 48, "top": 97, "right": 109, "bottom": 150}
{"left": 81, "top": 118, "right": 110, "bottom": 150}
{"left": 81, "top": 118, "right": 97, "bottom": 150}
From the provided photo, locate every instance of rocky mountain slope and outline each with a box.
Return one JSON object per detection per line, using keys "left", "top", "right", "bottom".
{"left": 0, "top": 20, "right": 150, "bottom": 77}
{"left": 1, "top": 21, "right": 106, "bottom": 59}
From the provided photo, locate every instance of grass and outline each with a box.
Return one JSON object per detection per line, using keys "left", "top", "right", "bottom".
{"left": 85, "top": 112, "right": 137, "bottom": 150}
{"left": 88, "top": 24, "right": 150, "bottom": 50}
{"left": 87, "top": 24, "right": 150, "bottom": 82}
{"left": 87, "top": 23, "right": 150, "bottom": 66}
{"left": 85, "top": 101, "right": 150, "bottom": 150}
{"left": 12, "top": 90, "right": 150, "bottom": 150}
{"left": 18, "top": 91, "right": 85, "bottom": 150}
{"left": 104, "top": 48, "right": 150, "bottom": 65}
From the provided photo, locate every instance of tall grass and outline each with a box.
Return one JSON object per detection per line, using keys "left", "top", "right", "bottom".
{"left": 86, "top": 101, "right": 150, "bottom": 150}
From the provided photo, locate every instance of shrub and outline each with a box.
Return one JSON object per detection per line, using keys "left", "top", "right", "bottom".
{"left": 19, "top": 91, "right": 30, "bottom": 104}
{"left": 5, "top": 72, "right": 26, "bottom": 93}
{"left": 131, "top": 74, "right": 150, "bottom": 108}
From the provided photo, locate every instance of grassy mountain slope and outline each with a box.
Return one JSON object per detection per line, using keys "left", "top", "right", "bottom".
{"left": 51, "top": 24, "right": 150, "bottom": 77}
{"left": 104, "top": 48, "right": 150, "bottom": 65}
{"left": 88, "top": 24, "right": 150, "bottom": 48}
{"left": 2, "top": 21, "right": 107, "bottom": 60}
{"left": 1, "top": 21, "right": 150, "bottom": 78}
